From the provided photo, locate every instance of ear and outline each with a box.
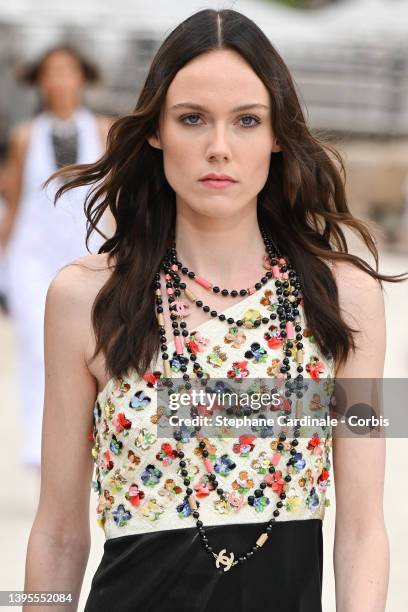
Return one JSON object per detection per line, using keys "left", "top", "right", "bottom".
{"left": 272, "top": 137, "right": 281, "bottom": 153}
{"left": 147, "top": 131, "right": 162, "bottom": 150}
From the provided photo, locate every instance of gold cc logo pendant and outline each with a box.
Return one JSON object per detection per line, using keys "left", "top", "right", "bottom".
{"left": 213, "top": 548, "right": 238, "bottom": 572}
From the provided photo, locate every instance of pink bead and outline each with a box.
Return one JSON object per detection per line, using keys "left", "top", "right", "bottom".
{"left": 282, "top": 272, "right": 289, "bottom": 279}
{"left": 272, "top": 265, "right": 280, "bottom": 278}
{"left": 166, "top": 288, "right": 174, "bottom": 295}
{"left": 286, "top": 321, "right": 294, "bottom": 339}
{"left": 165, "top": 273, "right": 171, "bottom": 280}
{"left": 171, "top": 264, "right": 178, "bottom": 271}
{"left": 175, "top": 336, "right": 183, "bottom": 355}
{"left": 279, "top": 258, "right": 286, "bottom": 264}
{"left": 248, "top": 287, "right": 256, "bottom": 295}
{"left": 277, "top": 373, "right": 284, "bottom": 379}
{"left": 204, "top": 459, "right": 214, "bottom": 473}
{"left": 194, "top": 275, "right": 212, "bottom": 289}
{"left": 272, "top": 452, "right": 281, "bottom": 466}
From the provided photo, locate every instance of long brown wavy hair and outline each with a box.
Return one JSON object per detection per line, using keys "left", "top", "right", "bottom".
{"left": 45, "top": 8, "right": 407, "bottom": 379}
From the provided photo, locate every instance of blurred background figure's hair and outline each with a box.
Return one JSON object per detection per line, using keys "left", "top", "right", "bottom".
{"left": 15, "top": 44, "right": 101, "bottom": 86}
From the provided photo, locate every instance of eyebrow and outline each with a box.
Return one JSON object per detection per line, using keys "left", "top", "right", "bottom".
{"left": 169, "top": 102, "right": 269, "bottom": 112}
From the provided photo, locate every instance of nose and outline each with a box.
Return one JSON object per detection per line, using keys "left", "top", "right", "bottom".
{"left": 205, "top": 123, "right": 232, "bottom": 162}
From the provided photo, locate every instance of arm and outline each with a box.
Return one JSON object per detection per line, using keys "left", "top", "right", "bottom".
{"left": 23, "top": 263, "right": 99, "bottom": 611}
{"left": 0, "top": 122, "right": 30, "bottom": 250}
{"left": 332, "top": 262, "right": 389, "bottom": 612}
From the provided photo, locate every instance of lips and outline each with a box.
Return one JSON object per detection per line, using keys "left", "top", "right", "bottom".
{"left": 199, "top": 173, "right": 238, "bottom": 189}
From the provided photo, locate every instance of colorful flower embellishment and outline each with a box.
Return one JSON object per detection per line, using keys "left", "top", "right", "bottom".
{"left": 306, "top": 486, "right": 320, "bottom": 510}
{"left": 214, "top": 453, "right": 237, "bottom": 477}
{"left": 185, "top": 331, "right": 210, "bottom": 355}
{"left": 264, "top": 469, "right": 286, "bottom": 496}
{"left": 242, "top": 309, "right": 262, "bottom": 329}
{"left": 97, "top": 489, "right": 115, "bottom": 513}
{"left": 251, "top": 451, "right": 272, "bottom": 475}
{"left": 264, "top": 324, "right": 283, "bottom": 350}
{"left": 125, "top": 483, "right": 145, "bottom": 507}
{"left": 141, "top": 464, "right": 163, "bottom": 487}
{"left": 232, "top": 434, "right": 256, "bottom": 457}
{"left": 194, "top": 437, "right": 217, "bottom": 461}
{"left": 306, "top": 356, "right": 325, "bottom": 380}
{"left": 143, "top": 371, "right": 164, "bottom": 390}
{"left": 158, "top": 478, "right": 183, "bottom": 499}
{"left": 129, "top": 389, "right": 151, "bottom": 411}
{"left": 244, "top": 342, "right": 268, "bottom": 364}
{"left": 109, "top": 468, "right": 128, "bottom": 493}
{"left": 224, "top": 326, "right": 246, "bottom": 349}
{"left": 298, "top": 468, "right": 314, "bottom": 490}
{"left": 156, "top": 442, "right": 178, "bottom": 466}
{"left": 214, "top": 491, "right": 245, "bottom": 514}
{"left": 112, "top": 412, "right": 132, "bottom": 435}
{"left": 227, "top": 360, "right": 249, "bottom": 380}
{"left": 112, "top": 378, "right": 131, "bottom": 398}
{"left": 134, "top": 427, "right": 157, "bottom": 450}
{"left": 259, "top": 289, "right": 275, "bottom": 310}
{"left": 285, "top": 495, "right": 301, "bottom": 513}
{"left": 207, "top": 345, "right": 228, "bottom": 368}
{"left": 103, "top": 398, "right": 115, "bottom": 420}
{"left": 110, "top": 434, "right": 123, "bottom": 456}
{"left": 303, "top": 327, "right": 316, "bottom": 344}
{"left": 309, "top": 393, "right": 323, "bottom": 413}
{"left": 112, "top": 503, "right": 132, "bottom": 527}
{"left": 291, "top": 452, "right": 306, "bottom": 473}
{"left": 140, "top": 497, "right": 165, "bottom": 522}
{"left": 232, "top": 470, "right": 255, "bottom": 494}
{"left": 266, "top": 358, "right": 282, "bottom": 377}
{"left": 307, "top": 435, "right": 323, "bottom": 456}
{"left": 193, "top": 474, "right": 216, "bottom": 497}
{"left": 99, "top": 450, "right": 114, "bottom": 475}
{"left": 317, "top": 467, "right": 330, "bottom": 491}
{"left": 248, "top": 492, "right": 270, "bottom": 513}
{"left": 176, "top": 495, "right": 200, "bottom": 519}
{"left": 124, "top": 450, "right": 141, "bottom": 472}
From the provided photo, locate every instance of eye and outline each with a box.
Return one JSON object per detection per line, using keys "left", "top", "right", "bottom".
{"left": 239, "top": 115, "right": 261, "bottom": 128}
{"left": 180, "top": 114, "right": 202, "bottom": 126}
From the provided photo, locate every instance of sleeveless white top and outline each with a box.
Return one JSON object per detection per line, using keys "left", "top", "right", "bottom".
{"left": 7, "top": 108, "right": 102, "bottom": 293}
{"left": 90, "top": 282, "right": 336, "bottom": 541}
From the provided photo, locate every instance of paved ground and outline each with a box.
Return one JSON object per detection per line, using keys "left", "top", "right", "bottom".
{"left": 0, "top": 249, "right": 407, "bottom": 611}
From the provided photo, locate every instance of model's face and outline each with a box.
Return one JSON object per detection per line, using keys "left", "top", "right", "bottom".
{"left": 38, "top": 51, "right": 84, "bottom": 106}
{"left": 147, "top": 49, "right": 280, "bottom": 220}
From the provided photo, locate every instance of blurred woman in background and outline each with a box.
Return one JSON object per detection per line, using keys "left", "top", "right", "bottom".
{"left": 0, "top": 45, "right": 113, "bottom": 468}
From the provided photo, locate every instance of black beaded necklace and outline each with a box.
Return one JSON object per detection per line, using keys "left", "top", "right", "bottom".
{"left": 153, "top": 226, "right": 305, "bottom": 572}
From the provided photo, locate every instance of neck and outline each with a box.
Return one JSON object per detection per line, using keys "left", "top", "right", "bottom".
{"left": 174, "top": 204, "right": 268, "bottom": 288}
{"left": 46, "top": 100, "right": 81, "bottom": 120}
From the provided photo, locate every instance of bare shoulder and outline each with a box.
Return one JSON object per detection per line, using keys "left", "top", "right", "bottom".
{"left": 46, "top": 253, "right": 114, "bottom": 339}
{"left": 47, "top": 253, "right": 114, "bottom": 308}
{"left": 331, "top": 259, "right": 384, "bottom": 318}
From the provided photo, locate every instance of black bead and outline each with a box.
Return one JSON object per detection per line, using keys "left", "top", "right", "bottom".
{"left": 231, "top": 290, "right": 238, "bottom": 297}
{"left": 213, "top": 286, "right": 220, "bottom": 293}
{"left": 203, "top": 306, "right": 210, "bottom": 313}
{"left": 221, "top": 289, "right": 229, "bottom": 296}
{"left": 218, "top": 314, "right": 226, "bottom": 321}
{"left": 210, "top": 311, "right": 217, "bottom": 317}
{"left": 227, "top": 318, "right": 234, "bottom": 325}
{"left": 239, "top": 289, "right": 247, "bottom": 296}
{"left": 196, "top": 300, "right": 203, "bottom": 307}
{"left": 273, "top": 510, "right": 280, "bottom": 517}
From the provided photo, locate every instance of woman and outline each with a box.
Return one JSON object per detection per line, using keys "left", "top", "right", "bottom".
{"left": 24, "top": 9, "right": 404, "bottom": 612}
{"left": 0, "top": 45, "right": 113, "bottom": 468}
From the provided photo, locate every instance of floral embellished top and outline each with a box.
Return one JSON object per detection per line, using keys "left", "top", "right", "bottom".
{"left": 90, "top": 285, "right": 335, "bottom": 540}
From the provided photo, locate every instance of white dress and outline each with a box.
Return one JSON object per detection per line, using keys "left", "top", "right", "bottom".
{"left": 5, "top": 107, "right": 106, "bottom": 467}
